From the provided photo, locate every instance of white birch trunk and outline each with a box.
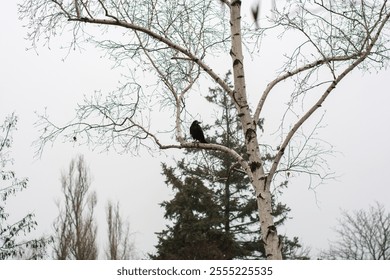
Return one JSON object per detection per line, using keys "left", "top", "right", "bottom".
{"left": 230, "top": 0, "right": 282, "bottom": 260}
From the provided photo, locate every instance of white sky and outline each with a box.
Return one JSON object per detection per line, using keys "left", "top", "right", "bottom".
{"left": 1, "top": 1, "right": 390, "bottom": 259}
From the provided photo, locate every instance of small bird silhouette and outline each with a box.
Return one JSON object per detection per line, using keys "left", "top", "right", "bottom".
{"left": 251, "top": 2, "right": 260, "bottom": 29}
{"left": 190, "top": 120, "right": 207, "bottom": 143}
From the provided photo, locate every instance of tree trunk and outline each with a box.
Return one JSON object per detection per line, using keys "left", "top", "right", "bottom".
{"left": 230, "top": 0, "right": 282, "bottom": 260}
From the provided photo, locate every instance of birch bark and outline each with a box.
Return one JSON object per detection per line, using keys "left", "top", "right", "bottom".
{"left": 230, "top": 0, "right": 282, "bottom": 259}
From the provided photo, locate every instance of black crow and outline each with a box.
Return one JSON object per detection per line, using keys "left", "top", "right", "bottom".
{"left": 190, "top": 120, "right": 207, "bottom": 143}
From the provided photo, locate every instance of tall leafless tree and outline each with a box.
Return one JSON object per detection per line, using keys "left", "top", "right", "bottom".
{"left": 53, "top": 155, "right": 98, "bottom": 260}
{"left": 19, "top": 0, "right": 390, "bottom": 259}
{"left": 106, "top": 201, "right": 136, "bottom": 260}
{"left": 321, "top": 202, "right": 390, "bottom": 260}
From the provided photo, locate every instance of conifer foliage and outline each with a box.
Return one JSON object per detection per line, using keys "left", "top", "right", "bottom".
{"left": 0, "top": 114, "right": 49, "bottom": 259}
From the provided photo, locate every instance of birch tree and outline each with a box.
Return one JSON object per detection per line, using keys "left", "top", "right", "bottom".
{"left": 19, "top": 0, "right": 390, "bottom": 259}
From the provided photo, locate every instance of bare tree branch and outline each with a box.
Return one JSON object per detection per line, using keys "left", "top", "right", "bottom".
{"left": 321, "top": 202, "right": 390, "bottom": 260}
{"left": 53, "top": 155, "right": 98, "bottom": 260}
{"left": 106, "top": 201, "right": 136, "bottom": 260}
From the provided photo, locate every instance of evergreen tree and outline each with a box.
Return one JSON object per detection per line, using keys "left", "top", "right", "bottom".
{"left": 152, "top": 164, "right": 238, "bottom": 259}
{"left": 0, "top": 113, "right": 49, "bottom": 259}
{"left": 153, "top": 73, "right": 308, "bottom": 259}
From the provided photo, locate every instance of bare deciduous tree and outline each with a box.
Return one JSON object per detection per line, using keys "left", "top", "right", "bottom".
{"left": 106, "top": 201, "right": 136, "bottom": 260}
{"left": 53, "top": 155, "right": 98, "bottom": 260}
{"left": 321, "top": 202, "right": 390, "bottom": 260}
{"left": 19, "top": 0, "right": 390, "bottom": 259}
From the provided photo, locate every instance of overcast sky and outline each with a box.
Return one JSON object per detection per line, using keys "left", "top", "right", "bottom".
{"left": 2, "top": 1, "right": 390, "bottom": 259}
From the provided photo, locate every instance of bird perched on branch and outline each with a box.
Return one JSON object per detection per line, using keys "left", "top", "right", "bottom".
{"left": 190, "top": 120, "right": 207, "bottom": 143}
